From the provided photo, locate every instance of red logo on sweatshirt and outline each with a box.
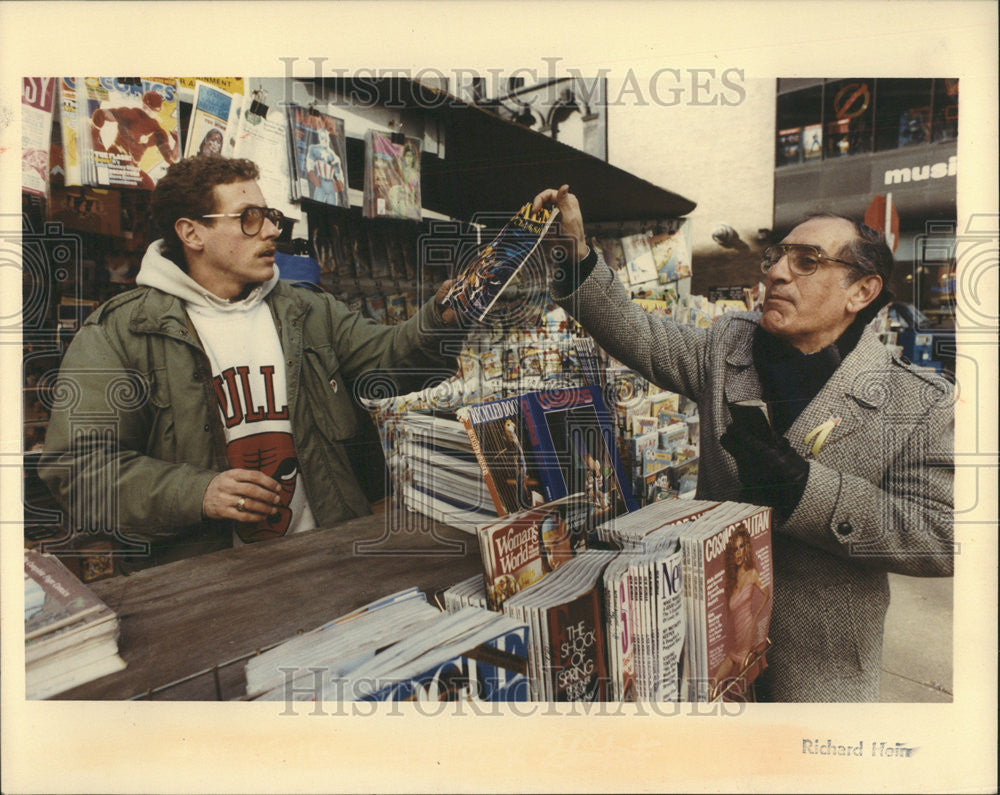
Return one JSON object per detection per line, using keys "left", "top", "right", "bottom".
{"left": 228, "top": 432, "right": 299, "bottom": 542}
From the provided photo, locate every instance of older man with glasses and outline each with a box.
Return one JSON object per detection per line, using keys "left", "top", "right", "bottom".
{"left": 40, "top": 156, "right": 460, "bottom": 573}
{"left": 533, "top": 186, "right": 954, "bottom": 702}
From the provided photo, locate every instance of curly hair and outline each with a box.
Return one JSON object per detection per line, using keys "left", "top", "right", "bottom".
{"left": 151, "top": 156, "right": 260, "bottom": 269}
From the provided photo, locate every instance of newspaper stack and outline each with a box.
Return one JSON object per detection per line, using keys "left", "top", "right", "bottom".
{"left": 501, "top": 549, "right": 617, "bottom": 701}
{"left": 24, "top": 549, "right": 126, "bottom": 699}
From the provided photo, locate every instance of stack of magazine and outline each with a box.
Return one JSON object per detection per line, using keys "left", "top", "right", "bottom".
{"left": 61, "top": 77, "right": 181, "bottom": 190}
{"left": 675, "top": 503, "right": 773, "bottom": 702}
{"left": 440, "top": 574, "right": 489, "bottom": 612}
{"left": 247, "top": 588, "right": 530, "bottom": 702}
{"left": 245, "top": 587, "right": 440, "bottom": 700}
{"left": 396, "top": 412, "right": 500, "bottom": 533}
{"left": 501, "top": 549, "right": 617, "bottom": 701}
{"left": 24, "top": 549, "right": 126, "bottom": 699}
{"left": 594, "top": 498, "right": 721, "bottom": 548}
{"left": 458, "top": 385, "right": 636, "bottom": 527}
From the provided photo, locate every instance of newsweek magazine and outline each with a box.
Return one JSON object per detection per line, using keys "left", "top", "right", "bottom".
{"left": 443, "top": 202, "right": 558, "bottom": 323}
{"left": 79, "top": 77, "right": 181, "bottom": 190}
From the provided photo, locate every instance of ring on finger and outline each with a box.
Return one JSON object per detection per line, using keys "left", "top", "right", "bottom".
{"left": 236, "top": 496, "right": 246, "bottom": 512}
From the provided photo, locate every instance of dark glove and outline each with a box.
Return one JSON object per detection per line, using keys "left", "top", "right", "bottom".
{"left": 719, "top": 422, "right": 809, "bottom": 521}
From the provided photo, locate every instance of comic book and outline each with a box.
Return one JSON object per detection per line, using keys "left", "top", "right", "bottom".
{"left": 287, "top": 104, "right": 350, "bottom": 208}
{"left": 22, "top": 77, "right": 57, "bottom": 196}
{"left": 79, "top": 77, "right": 181, "bottom": 190}
{"left": 620, "top": 232, "right": 658, "bottom": 286}
{"left": 184, "top": 80, "right": 238, "bottom": 158}
{"left": 649, "top": 220, "right": 692, "bottom": 282}
{"left": 363, "top": 129, "right": 422, "bottom": 220}
{"left": 443, "top": 203, "right": 559, "bottom": 323}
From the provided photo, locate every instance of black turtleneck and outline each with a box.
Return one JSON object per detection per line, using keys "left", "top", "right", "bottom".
{"left": 753, "top": 316, "right": 866, "bottom": 435}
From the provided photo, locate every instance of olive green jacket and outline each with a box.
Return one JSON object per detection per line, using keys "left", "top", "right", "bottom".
{"left": 39, "top": 280, "right": 458, "bottom": 571}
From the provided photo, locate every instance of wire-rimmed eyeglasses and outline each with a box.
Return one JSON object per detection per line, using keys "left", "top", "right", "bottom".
{"left": 200, "top": 206, "right": 288, "bottom": 236}
{"left": 760, "top": 243, "right": 861, "bottom": 276}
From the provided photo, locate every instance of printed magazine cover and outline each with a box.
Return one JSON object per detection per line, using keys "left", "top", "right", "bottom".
{"left": 520, "top": 386, "right": 637, "bottom": 524}
{"left": 80, "top": 77, "right": 181, "bottom": 189}
{"left": 477, "top": 494, "right": 591, "bottom": 610}
{"left": 364, "top": 129, "right": 422, "bottom": 220}
{"left": 184, "top": 80, "right": 238, "bottom": 158}
{"left": 444, "top": 202, "right": 558, "bottom": 323}
{"left": 458, "top": 395, "right": 544, "bottom": 516}
{"left": 698, "top": 504, "right": 773, "bottom": 701}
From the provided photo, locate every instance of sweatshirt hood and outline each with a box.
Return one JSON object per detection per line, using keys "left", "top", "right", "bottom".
{"left": 136, "top": 240, "right": 279, "bottom": 311}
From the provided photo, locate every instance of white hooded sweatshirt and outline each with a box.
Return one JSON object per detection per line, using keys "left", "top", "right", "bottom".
{"left": 137, "top": 241, "right": 316, "bottom": 542}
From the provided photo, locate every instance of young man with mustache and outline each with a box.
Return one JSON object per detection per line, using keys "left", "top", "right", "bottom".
{"left": 533, "top": 185, "right": 954, "bottom": 702}
{"left": 40, "top": 156, "right": 459, "bottom": 573}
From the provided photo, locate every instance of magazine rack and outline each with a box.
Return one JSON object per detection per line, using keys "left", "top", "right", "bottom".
{"left": 709, "top": 637, "right": 773, "bottom": 703}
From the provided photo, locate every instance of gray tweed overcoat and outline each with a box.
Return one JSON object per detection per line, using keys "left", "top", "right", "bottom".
{"left": 554, "top": 253, "right": 954, "bottom": 702}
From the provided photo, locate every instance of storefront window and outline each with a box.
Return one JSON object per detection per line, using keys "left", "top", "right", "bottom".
{"left": 874, "top": 78, "right": 934, "bottom": 151}
{"left": 823, "top": 78, "right": 874, "bottom": 158}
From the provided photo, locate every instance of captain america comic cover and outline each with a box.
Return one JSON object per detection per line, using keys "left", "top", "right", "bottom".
{"left": 287, "top": 104, "right": 350, "bottom": 208}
